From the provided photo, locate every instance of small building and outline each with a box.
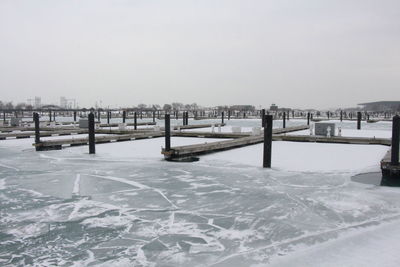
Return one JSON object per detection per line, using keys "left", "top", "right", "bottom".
{"left": 270, "top": 104, "right": 278, "bottom": 111}
{"left": 358, "top": 101, "right": 400, "bottom": 112}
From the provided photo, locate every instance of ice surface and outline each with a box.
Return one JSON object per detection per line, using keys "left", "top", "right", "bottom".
{"left": 1, "top": 119, "right": 400, "bottom": 266}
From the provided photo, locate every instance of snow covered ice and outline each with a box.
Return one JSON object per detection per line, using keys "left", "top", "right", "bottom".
{"left": 1, "top": 119, "right": 400, "bottom": 266}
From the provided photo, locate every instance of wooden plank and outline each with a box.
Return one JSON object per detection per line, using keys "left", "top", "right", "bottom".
{"left": 0, "top": 129, "right": 87, "bottom": 139}
{"left": 274, "top": 135, "right": 391, "bottom": 146}
{"left": 163, "top": 127, "right": 391, "bottom": 160}
{"left": 34, "top": 132, "right": 164, "bottom": 148}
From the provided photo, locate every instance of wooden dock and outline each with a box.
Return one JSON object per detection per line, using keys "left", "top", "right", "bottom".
{"left": 34, "top": 131, "right": 164, "bottom": 150}
{"left": 0, "top": 129, "right": 88, "bottom": 140}
{"left": 162, "top": 125, "right": 309, "bottom": 160}
{"left": 162, "top": 126, "right": 392, "bottom": 161}
{"left": 381, "top": 150, "right": 400, "bottom": 178}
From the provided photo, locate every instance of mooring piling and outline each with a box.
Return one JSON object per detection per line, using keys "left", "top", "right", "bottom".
{"left": 391, "top": 115, "right": 400, "bottom": 166}
{"left": 340, "top": 110, "right": 343, "bottom": 122}
{"left": 73, "top": 111, "right": 77, "bottom": 122}
{"left": 283, "top": 112, "right": 286, "bottom": 128}
{"left": 88, "top": 112, "right": 95, "bottom": 154}
{"left": 107, "top": 111, "right": 110, "bottom": 124}
{"left": 165, "top": 114, "right": 171, "bottom": 151}
{"left": 307, "top": 112, "right": 310, "bottom": 126}
{"left": 261, "top": 109, "right": 265, "bottom": 127}
{"left": 357, "top": 112, "right": 362, "bottom": 130}
{"left": 134, "top": 112, "right": 137, "bottom": 130}
{"left": 122, "top": 110, "right": 126, "bottom": 123}
{"left": 221, "top": 111, "right": 224, "bottom": 124}
{"left": 33, "top": 112, "right": 40, "bottom": 150}
{"left": 263, "top": 115, "right": 273, "bottom": 168}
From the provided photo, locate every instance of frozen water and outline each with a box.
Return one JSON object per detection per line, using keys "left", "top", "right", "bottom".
{"left": 1, "top": 119, "right": 400, "bottom": 266}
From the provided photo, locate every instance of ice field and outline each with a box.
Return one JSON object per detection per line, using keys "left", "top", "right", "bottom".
{"left": 1, "top": 118, "right": 400, "bottom": 266}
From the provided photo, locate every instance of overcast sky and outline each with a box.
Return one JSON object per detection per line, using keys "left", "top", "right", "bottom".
{"left": 0, "top": 0, "right": 399, "bottom": 109}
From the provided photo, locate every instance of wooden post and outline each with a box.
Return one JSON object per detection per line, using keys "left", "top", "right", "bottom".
{"left": 307, "top": 112, "right": 310, "bottom": 126}
{"left": 134, "top": 112, "right": 137, "bottom": 130}
{"left": 153, "top": 111, "right": 156, "bottom": 123}
{"left": 186, "top": 111, "right": 189, "bottom": 125}
{"left": 327, "top": 111, "right": 330, "bottom": 120}
{"left": 182, "top": 111, "right": 186, "bottom": 126}
{"left": 391, "top": 115, "right": 400, "bottom": 166}
{"left": 357, "top": 112, "right": 362, "bottom": 130}
{"left": 107, "top": 111, "right": 110, "bottom": 124}
{"left": 49, "top": 110, "right": 52, "bottom": 122}
{"left": 54, "top": 111, "right": 56, "bottom": 122}
{"left": 74, "top": 111, "right": 77, "bottom": 122}
{"left": 283, "top": 112, "right": 286, "bottom": 128}
{"left": 340, "top": 110, "right": 343, "bottom": 122}
{"left": 3, "top": 111, "right": 6, "bottom": 123}
{"left": 158, "top": 110, "right": 160, "bottom": 119}
{"left": 221, "top": 111, "right": 224, "bottom": 124}
{"left": 88, "top": 112, "right": 95, "bottom": 154}
{"left": 228, "top": 110, "right": 231, "bottom": 120}
{"left": 33, "top": 112, "right": 41, "bottom": 150}
{"left": 165, "top": 114, "right": 171, "bottom": 151}
{"left": 122, "top": 110, "right": 126, "bottom": 123}
{"left": 261, "top": 109, "right": 265, "bottom": 127}
{"left": 263, "top": 115, "right": 273, "bottom": 168}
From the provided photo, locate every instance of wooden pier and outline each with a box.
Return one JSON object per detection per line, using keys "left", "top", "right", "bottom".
{"left": 162, "top": 126, "right": 392, "bottom": 161}
{"left": 381, "top": 150, "right": 400, "bottom": 178}
{"left": 33, "top": 131, "right": 164, "bottom": 150}
{"left": 162, "top": 125, "right": 310, "bottom": 160}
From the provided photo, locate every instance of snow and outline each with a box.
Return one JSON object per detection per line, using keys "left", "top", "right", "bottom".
{"left": 202, "top": 141, "right": 388, "bottom": 173}
{"left": 0, "top": 119, "right": 399, "bottom": 267}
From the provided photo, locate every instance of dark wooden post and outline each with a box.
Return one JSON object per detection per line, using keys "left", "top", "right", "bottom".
{"left": 122, "top": 110, "right": 126, "bottom": 123}
{"left": 33, "top": 112, "right": 41, "bottom": 150}
{"left": 186, "top": 112, "right": 189, "bottom": 125}
{"left": 221, "top": 111, "right": 224, "bottom": 124}
{"left": 327, "top": 111, "right": 330, "bottom": 120}
{"left": 3, "top": 111, "right": 6, "bottom": 123}
{"left": 263, "top": 115, "right": 273, "bottom": 168}
{"left": 182, "top": 111, "right": 186, "bottom": 126}
{"left": 153, "top": 111, "right": 156, "bottom": 123}
{"left": 340, "top": 110, "right": 343, "bottom": 122}
{"left": 391, "top": 115, "right": 400, "bottom": 166}
{"left": 261, "top": 109, "right": 265, "bottom": 127}
{"left": 54, "top": 111, "right": 56, "bottom": 122}
{"left": 307, "top": 112, "right": 310, "bottom": 126}
{"left": 283, "top": 112, "right": 286, "bottom": 128}
{"left": 74, "top": 111, "right": 77, "bottom": 122}
{"left": 228, "top": 110, "right": 231, "bottom": 120}
{"left": 165, "top": 114, "right": 171, "bottom": 151}
{"left": 88, "top": 112, "right": 95, "bottom": 154}
{"left": 134, "top": 112, "right": 137, "bottom": 130}
{"left": 49, "top": 110, "right": 52, "bottom": 122}
{"left": 357, "top": 112, "right": 362, "bottom": 130}
{"left": 107, "top": 111, "right": 110, "bottom": 124}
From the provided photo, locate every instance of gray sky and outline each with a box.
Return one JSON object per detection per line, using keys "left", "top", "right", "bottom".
{"left": 0, "top": 0, "right": 399, "bottom": 109}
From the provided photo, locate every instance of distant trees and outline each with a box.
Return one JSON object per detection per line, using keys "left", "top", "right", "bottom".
{"left": 163, "top": 104, "right": 172, "bottom": 111}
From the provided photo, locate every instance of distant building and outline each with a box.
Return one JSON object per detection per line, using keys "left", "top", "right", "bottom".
{"left": 34, "top": 97, "right": 41, "bottom": 108}
{"left": 270, "top": 104, "right": 278, "bottom": 111}
{"left": 60, "top": 97, "right": 68, "bottom": 108}
{"left": 358, "top": 101, "right": 400, "bottom": 111}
